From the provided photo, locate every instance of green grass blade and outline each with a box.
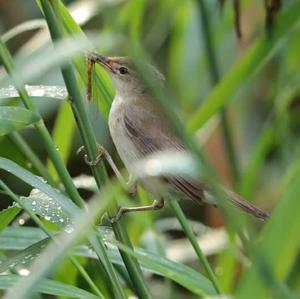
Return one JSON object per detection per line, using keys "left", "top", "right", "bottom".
{"left": 0, "top": 238, "right": 50, "bottom": 273}
{"left": 1, "top": 177, "right": 120, "bottom": 299}
{"left": 170, "top": 200, "right": 221, "bottom": 294}
{"left": 236, "top": 172, "right": 300, "bottom": 298}
{"left": 196, "top": 0, "right": 238, "bottom": 183}
{"left": 0, "top": 206, "right": 21, "bottom": 231}
{"left": 238, "top": 125, "right": 275, "bottom": 198}
{"left": 0, "top": 36, "right": 84, "bottom": 207}
{"left": 2, "top": 19, "right": 46, "bottom": 43}
{"left": 0, "top": 107, "right": 40, "bottom": 136}
{"left": 0, "top": 224, "right": 217, "bottom": 298}
{"left": 0, "top": 227, "right": 47, "bottom": 250}
{"left": 110, "top": 238, "right": 217, "bottom": 297}
{"left": 188, "top": 0, "right": 300, "bottom": 132}
{"left": 0, "top": 157, "right": 80, "bottom": 217}
{"left": 42, "top": 1, "right": 153, "bottom": 298}
{"left": 0, "top": 275, "right": 100, "bottom": 299}
{"left": 19, "top": 191, "right": 72, "bottom": 228}
{"left": 0, "top": 180, "right": 105, "bottom": 299}
{"left": 47, "top": 101, "right": 76, "bottom": 179}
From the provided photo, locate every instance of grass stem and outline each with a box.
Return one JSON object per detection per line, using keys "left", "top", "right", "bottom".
{"left": 0, "top": 38, "right": 84, "bottom": 208}
{"left": 170, "top": 200, "right": 222, "bottom": 294}
{"left": 197, "top": 0, "right": 239, "bottom": 184}
{"left": 41, "top": 1, "right": 152, "bottom": 298}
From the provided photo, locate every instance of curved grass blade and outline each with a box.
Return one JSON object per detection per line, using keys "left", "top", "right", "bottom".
{"left": 0, "top": 206, "right": 21, "bottom": 231}
{"left": 2, "top": 19, "right": 46, "bottom": 43}
{"left": 109, "top": 238, "right": 217, "bottom": 297}
{"left": 0, "top": 238, "right": 50, "bottom": 273}
{"left": 0, "top": 274, "right": 100, "bottom": 299}
{"left": 0, "top": 157, "right": 80, "bottom": 217}
{"left": 0, "top": 107, "right": 40, "bottom": 136}
{"left": 19, "top": 189, "right": 72, "bottom": 228}
{"left": 0, "top": 227, "right": 47, "bottom": 250}
{"left": 236, "top": 173, "right": 300, "bottom": 299}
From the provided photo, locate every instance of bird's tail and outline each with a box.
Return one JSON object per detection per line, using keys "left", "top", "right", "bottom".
{"left": 204, "top": 187, "right": 269, "bottom": 221}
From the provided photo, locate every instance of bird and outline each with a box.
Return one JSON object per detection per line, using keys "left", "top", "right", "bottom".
{"left": 87, "top": 53, "right": 269, "bottom": 222}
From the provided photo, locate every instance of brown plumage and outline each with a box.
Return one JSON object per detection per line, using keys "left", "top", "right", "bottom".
{"left": 91, "top": 54, "right": 269, "bottom": 221}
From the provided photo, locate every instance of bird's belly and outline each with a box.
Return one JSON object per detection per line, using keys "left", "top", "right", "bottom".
{"left": 108, "top": 111, "right": 167, "bottom": 198}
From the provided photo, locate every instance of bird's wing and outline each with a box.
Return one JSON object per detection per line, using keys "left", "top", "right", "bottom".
{"left": 123, "top": 104, "right": 184, "bottom": 154}
{"left": 123, "top": 105, "right": 269, "bottom": 221}
{"left": 123, "top": 104, "right": 206, "bottom": 202}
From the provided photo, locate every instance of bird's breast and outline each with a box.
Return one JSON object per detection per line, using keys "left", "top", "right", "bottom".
{"left": 108, "top": 96, "right": 142, "bottom": 173}
{"left": 108, "top": 94, "right": 172, "bottom": 198}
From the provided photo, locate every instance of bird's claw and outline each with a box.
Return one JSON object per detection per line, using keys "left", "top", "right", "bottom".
{"left": 109, "top": 212, "right": 121, "bottom": 224}
{"left": 77, "top": 144, "right": 106, "bottom": 166}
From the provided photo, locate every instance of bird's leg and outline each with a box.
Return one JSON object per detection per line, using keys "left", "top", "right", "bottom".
{"left": 77, "top": 144, "right": 129, "bottom": 188}
{"left": 110, "top": 199, "right": 165, "bottom": 223}
{"left": 78, "top": 145, "right": 164, "bottom": 222}
{"left": 126, "top": 174, "right": 137, "bottom": 196}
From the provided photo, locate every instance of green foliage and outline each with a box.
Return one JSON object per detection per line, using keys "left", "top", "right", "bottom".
{"left": 47, "top": 101, "right": 76, "bottom": 179}
{"left": 0, "top": 275, "right": 100, "bottom": 299}
{"left": 0, "top": 0, "right": 300, "bottom": 298}
{"left": 0, "top": 107, "right": 40, "bottom": 136}
{"left": 0, "top": 206, "right": 21, "bottom": 231}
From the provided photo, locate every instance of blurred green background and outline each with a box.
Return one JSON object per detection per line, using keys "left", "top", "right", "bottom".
{"left": 1, "top": 0, "right": 300, "bottom": 298}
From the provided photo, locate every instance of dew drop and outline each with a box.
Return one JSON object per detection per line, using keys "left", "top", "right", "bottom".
{"left": 18, "top": 218, "right": 25, "bottom": 225}
{"left": 18, "top": 268, "right": 30, "bottom": 276}
{"left": 33, "top": 87, "right": 45, "bottom": 97}
{"left": 64, "top": 224, "right": 74, "bottom": 234}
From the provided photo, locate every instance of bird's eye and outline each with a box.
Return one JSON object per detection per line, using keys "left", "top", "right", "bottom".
{"left": 119, "top": 67, "right": 128, "bottom": 75}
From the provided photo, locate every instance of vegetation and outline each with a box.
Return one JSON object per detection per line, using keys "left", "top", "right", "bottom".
{"left": 0, "top": 0, "right": 300, "bottom": 298}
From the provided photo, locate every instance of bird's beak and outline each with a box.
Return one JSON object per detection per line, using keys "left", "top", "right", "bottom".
{"left": 88, "top": 52, "right": 115, "bottom": 73}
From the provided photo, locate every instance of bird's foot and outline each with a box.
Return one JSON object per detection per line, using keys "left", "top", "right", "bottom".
{"left": 76, "top": 144, "right": 107, "bottom": 166}
{"left": 109, "top": 199, "right": 165, "bottom": 223}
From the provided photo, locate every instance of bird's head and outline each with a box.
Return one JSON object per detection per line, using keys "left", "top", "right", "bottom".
{"left": 89, "top": 53, "right": 164, "bottom": 97}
